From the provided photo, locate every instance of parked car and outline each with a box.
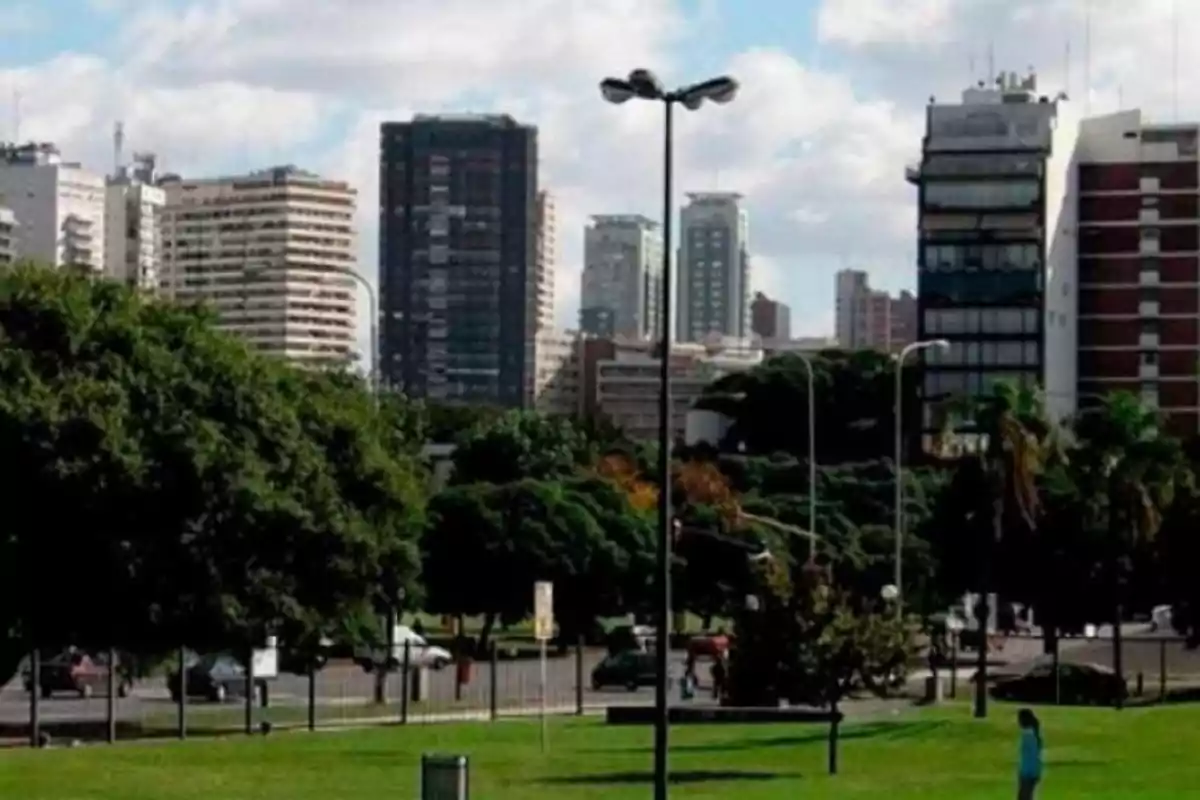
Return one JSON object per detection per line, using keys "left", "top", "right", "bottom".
{"left": 167, "top": 654, "right": 269, "bottom": 703}
{"left": 1150, "top": 605, "right": 1174, "bottom": 633}
{"left": 591, "top": 650, "right": 659, "bottom": 691}
{"left": 353, "top": 625, "right": 452, "bottom": 672}
{"left": 22, "top": 650, "right": 130, "bottom": 699}
{"left": 687, "top": 632, "right": 730, "bottom": 659}
{"left": 991, "top": 662, "right": 1126, "bottom": 705}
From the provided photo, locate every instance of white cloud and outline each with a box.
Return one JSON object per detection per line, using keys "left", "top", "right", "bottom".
{"left": 10, "top": 0, "right": 1200, "bottom": 350}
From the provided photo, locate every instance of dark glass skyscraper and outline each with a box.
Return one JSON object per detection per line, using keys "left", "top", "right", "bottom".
{"left": 378, "top": 114, "right": 538, "bottom": 407}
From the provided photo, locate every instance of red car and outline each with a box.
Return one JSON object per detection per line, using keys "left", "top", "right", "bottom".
{"left": 687, "top": 633, "right": 731, "bottom": 659}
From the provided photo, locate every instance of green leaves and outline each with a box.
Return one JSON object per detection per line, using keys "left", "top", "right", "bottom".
{"left": 0, "top": 264, "right": 425, "bottom": 663}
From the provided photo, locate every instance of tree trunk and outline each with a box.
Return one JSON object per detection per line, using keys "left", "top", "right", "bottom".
{"left": 1113, "top": 594, "right": 1125, "bottom": 710}
{"left": 975, "top": 495, "right": 1002, "bottom": 720}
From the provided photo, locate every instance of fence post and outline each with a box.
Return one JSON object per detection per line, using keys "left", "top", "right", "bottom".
{"left": 575, "top": 635, "right": 584, "bottom": 716}
{"left": 400, "top": 641, "right": 411, "bottom": 724}
{"left": 106, "top": 646, "right": 117, "bottom": 744}
{"left": 1159, "top": 638, "right": 1168, "bottom": 702}
{"left": 244, "top": 645, "right": 255, "bottom": 736}
{"left": 29, "top": 647, "right": 40, "bottom": 748}
{"left": 489, "top": 643, "right": 498, "bottom": 721}
{"left": 307, "top": 666, "right": 317, "bottom": 731}
{"left": 177, "top": 645, "right": 187, "bottom": 740}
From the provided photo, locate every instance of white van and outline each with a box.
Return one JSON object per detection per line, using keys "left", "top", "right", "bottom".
{"left": 354, "top": 625, "right": 452, "bottom": 671}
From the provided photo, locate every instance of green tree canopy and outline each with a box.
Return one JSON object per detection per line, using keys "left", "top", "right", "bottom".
{"left": 0, "top": 264, "right": 424, "bottom": 666}
{"left": 450, "top": 409, "right": 595, "bottom": 486}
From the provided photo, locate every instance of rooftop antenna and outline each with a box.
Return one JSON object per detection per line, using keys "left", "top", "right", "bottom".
{"left": 1084, "top": 0, "right": 1092, "bottom": 115}
{"left": 113, "top": 121, "right": 125, "bottom": 177}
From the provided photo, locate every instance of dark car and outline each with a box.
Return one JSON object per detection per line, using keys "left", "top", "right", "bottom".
{"left": 991, "top": 662, "right": 1126, "bottom": 705}
{"left": 167, "top": 654, "right": 269, "bottom": 703}
{"left": 591, "top": 650, "right": 659, "bottom": 691}
{"left": 21, "top": 650, "right": 130, "bottom": 699}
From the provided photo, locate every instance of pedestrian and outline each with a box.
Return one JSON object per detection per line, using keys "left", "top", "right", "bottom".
{"left": 1016, "top": 707, "right": 1043, "bottom": 799}
{"left": 710, "top": 655, "right": 726, "bottom": 701}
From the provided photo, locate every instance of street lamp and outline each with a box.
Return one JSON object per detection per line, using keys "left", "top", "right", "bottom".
{"left": 893, "top": 339, "right": 949, "bottom": 615}
{"left": 600, "top": 68, "right": 738, "bottom": 800}
{"left": 329, "top": 266, "right": 379, "bottom": 398}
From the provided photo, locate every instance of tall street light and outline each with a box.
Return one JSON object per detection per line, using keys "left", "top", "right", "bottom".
{"left": 600, "top": 68, "right": 738, "bottom": 800}
{"left": 893, "top": 339, "right": 949, "bottom": 616}
{"left": 330, "top": 266, "right": 379, "bottom": 398}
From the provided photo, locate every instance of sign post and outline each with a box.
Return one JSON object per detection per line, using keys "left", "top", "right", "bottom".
{"left": 534, "top": 581, "right": 554, "bottom": 753}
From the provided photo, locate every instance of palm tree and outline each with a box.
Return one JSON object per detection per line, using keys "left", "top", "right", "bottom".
{"left": 956, "top": 381, "right": 1053, "bottom": 719}
{"left": 1069, "top": 392, "right": 1190, "bottom": 710}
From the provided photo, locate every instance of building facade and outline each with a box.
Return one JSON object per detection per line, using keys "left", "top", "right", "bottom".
{"left": 105, "top": 153, "right": 164, "bottom": 292}
{"left": 0, "top": 203, "right": 15, "bottom": 265}
{"left": 0, "top": 142, "right": 106, "bottom": 272}
{"left": 677, "top": 192, "right": 750, "bottom": 343}
{"left": 1075, "top": 111, "right": 1200, "bottom": 435}
{"left": 750, "top": 291, "right": 791, "bottom": 342}
{"left": 583, "top": 336, "right": 761, "bottom": 441}
{"left": 379, "top": 114, "right": 538, "bottom": 407}
{"left": 909, "top": 71, "right": 1078, "bottom": 441}
{"left": 580, "top": 214, "right": 663, "bottom": 340}
{"left": 834, "top": 269, "right": 916, "bottom": 351}
{"left": 533, "top": 190, "right": 557, "bottom": 333}
{"left": 158, "top": 166, "right": 358, "bottom": 366}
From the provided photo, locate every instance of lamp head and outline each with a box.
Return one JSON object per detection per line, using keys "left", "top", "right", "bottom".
{"left": 600, "top": 78, "right": 636, "bottom": 104}
{"left": 627, "top": 69, "right": 665, "bottom": 99}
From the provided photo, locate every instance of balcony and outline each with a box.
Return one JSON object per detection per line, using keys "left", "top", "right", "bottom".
{"left": 1139, "top": 363, "right": 1160, "bottom": 379}
{"left": 1140, "top": 176, "right": 1161, "bottom": 193}
{"left": 1140, "top": 270, "right": 1160, "bottom": 286}
{"left": 1139, "top": 332, "right": 1160, "bottom": 348}
{"left": 1139, "top": 238, "right": 1161, "bottom": 255}
{"left": 1139, "top": 301, "right": 1160, "bottom": 317}
{"left": 1139, "top": 208, "right": 1161, "bottom": 224}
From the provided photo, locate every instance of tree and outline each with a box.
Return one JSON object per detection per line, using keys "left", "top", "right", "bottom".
{"left": 697, "top": 349, "right": 906, "bottom": 463}
{"left": 1071, "top": 392, "right": 1190, "bottom": 707}
{"left": 956, "top": 381, "right": 1052, "bottom": 718}
{"left": 0, "top": 264, "right": 424, "bottom": 673}
{"left": 450, "top": 410, "right": 594, "bottom": 486}
{"left": 728, "top": 561, "right": 916, "bottom": 774}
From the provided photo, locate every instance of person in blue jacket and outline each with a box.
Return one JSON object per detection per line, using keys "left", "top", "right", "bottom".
{"left": 1017, "top": 707, "right": 1043, "bottom": 799}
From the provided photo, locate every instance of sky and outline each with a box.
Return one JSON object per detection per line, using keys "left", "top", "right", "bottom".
{"left": 2, "top": 0, "right": 1198, "bottom": 350}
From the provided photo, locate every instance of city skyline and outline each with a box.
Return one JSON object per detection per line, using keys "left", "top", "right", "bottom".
{"left": 10, "top": 2, "right": 1200, "bottom": 347}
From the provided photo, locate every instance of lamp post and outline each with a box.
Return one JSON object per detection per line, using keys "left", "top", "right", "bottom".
{"left": 600, "top": 68, "right": 738, "bottom": 800}
{"left": 893, "top": 339, "right": 949, "bottom": 616}
{"left": 330, "top": 266, "right": 379, "bottom": 397}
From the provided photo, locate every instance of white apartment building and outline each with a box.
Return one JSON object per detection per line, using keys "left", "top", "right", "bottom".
{"left": 592, "top": 336, "right": 761, "bottom": 441}
{"left": 529, "top": 329, "right": 582, "bottom": 416}
{"left": 105, "top": 153, "right": 164, "bottom": 291}
{"left": 580, "top": 214, "right": 663, "bottom": 340}
{"left": 677, "top": 192, "right": 750, "bottom": 343}
{"left": 0, "top": 142, "right": 106, "bottom": 272}
{"left": 159, "top": 165, "right": 359, "bottom": 367}
{"left": 533, "top": 190, "right": 557, "bottom": 332}
{"left": 0, "top": 203, "right": 15, "bottom": 265}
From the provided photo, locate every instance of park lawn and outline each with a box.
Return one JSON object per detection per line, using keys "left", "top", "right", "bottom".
{"left": 3, "top": 703, "right": 1200, "bottom": 799}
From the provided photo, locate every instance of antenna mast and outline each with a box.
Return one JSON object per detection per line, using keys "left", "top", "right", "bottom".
{"left": 113, "top": 121, "right": 125, "bottom": 176}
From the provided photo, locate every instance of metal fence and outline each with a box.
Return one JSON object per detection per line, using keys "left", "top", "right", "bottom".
{"left": 0, "top": 643, "right": 654, "bottom": 747}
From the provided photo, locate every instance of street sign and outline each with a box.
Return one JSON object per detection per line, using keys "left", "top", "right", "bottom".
{"left": 534, "top": 581, "right": 554, "bottom": 641}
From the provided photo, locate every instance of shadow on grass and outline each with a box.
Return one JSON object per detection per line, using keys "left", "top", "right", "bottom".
{"left": 542, "top": 769, "right": 800, "bottom": 786}
{"left": 580, "top": 719, "right": 947, "bottom": 755}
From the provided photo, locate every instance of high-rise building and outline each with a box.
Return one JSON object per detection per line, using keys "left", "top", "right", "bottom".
{"left": 0, "top": 142, "right": 106, "bottom": 272}
{"left": 750, "top": 291, "right": 791, "bottom": 342}
{"left": 0, "top": 202, "right": 15, "bottom": 265}
{"left": 533, "top": 190, "right": 557, "bottom": 333}
{"left": 1075, "top": 111, "right": 1200, "bottom": 436}
{"left": 908, "top": 69, "right": 1077, "bottom": 440}
{"left": 158, "top": 165, "right": 358, "bottom": 367}
{"left": 677, "top": 192, "right": 750, "bottom": 343}
{"left": 105, "top": 152, "right": 164, "bottom": 292}
{"left": 834, "top": 269, "right": 915, "bottom": 351}
{"left": 580, "top": 214, "right": 663, "bottom": 340}
{"left": 378, "top": 114, "right": 538, "bottom": 407}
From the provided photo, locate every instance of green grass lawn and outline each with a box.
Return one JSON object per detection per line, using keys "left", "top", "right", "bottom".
{"left": 4, "top": 703, "right": 1199, "bottom": 799}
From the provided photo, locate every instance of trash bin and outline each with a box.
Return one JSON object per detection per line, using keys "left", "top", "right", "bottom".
{"left": 422, "top": 754, "right": 468, "bottom": 800}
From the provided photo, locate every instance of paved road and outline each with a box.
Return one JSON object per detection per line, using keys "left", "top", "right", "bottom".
{"left": 0, "top": 648, "right": 680, "bottom": 725}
